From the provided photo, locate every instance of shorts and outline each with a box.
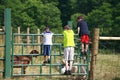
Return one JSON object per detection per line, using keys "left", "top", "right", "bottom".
{"left": 64, "top": 47, "right": 74, "bottom": 61}
{"left": 81, "top": 35, "right": 90, "bottom": 44}
{"left": 43, "top": 45, "right": 51, "bottom": 56}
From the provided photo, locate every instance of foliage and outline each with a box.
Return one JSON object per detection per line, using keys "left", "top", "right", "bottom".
{"left": 0, "top": 0, "right": 120, "bottom": 49}
{"left": 87, "top": 2, "right": 113, "bottom": 36}
{"left": 0, "top": 0, "right": 120, "bottom": 35}
{"left": 112, "top": 3, "right": 120, "bottom": 36}
{"left": 0, "top": 0, "right": 62, "bottom": 33}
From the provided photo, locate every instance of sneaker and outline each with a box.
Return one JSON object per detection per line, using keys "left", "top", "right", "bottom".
{"left": 64, "top": 70, "right": 68, "bottom": 75}
{"left": 68, "top": 70, "right": 72, "bottom": 75}
{"left": 43, "top": 61, "right": 47, "bottom": 64}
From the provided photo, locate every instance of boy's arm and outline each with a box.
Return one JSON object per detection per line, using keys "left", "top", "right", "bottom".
{"left": 78, "top": 27, "right": 80, "bottom": 34}
{"left": 41, "top": 33, "right": 44, "bottom": 44}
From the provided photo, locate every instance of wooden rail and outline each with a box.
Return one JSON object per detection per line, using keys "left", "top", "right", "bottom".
{"left": 99, "top": 36, "right": 120, "bottom": 40}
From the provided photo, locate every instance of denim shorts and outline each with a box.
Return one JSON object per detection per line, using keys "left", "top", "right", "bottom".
{"left": 43, "top": 45, "right": 51, "bottom": 56}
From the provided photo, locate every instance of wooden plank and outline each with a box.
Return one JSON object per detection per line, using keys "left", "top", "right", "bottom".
{"left": 99, "top": 37, "right": 120, "bottom": 40}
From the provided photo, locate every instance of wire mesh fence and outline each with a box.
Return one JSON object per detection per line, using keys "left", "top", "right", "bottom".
{"left": 95, "top": 40, "right": 120, "bottom": 80}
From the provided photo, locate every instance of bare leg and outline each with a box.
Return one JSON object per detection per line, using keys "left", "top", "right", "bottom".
{"left": 81, "top": 43, "right": 85, "bottom": 52}
{"left": 44, "top": 56, "right": 47, "bottom": 61}
{"left": 84, "top": 44, "right": 89, "bottom": 58}
{"left": 48, "top": 56, "right": 50, "bottom": 60}
{"left": 69, "top": 60, "right": 73, "bottom": 70}
{"left": 85, "top": 44, "right": 89, "bottom": 52}
{"left": 65, "top": 60, "right": 69, "bottom": 71}
{"left": 47, "top": 56, "right": 50, "bottom": 63}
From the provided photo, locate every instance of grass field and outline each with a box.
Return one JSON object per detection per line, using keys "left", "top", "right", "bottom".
{"left": 95, "top": 54, "right": 120, "bottom": 80}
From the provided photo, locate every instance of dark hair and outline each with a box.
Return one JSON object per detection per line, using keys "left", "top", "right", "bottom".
{"left": 44, "top": 27, "right": 49, "bottom": 31}
{"left": 77, "top": 15, "right": 84, "bottom": 20}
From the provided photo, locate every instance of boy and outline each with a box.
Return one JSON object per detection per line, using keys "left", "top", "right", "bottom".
{"left": 77, "top": 15, "right": 90, "bottom": 57}
{"left": 63, "top": 25, "right": 75, "bottom": 75}
{"left": 42, "top": 27, "right": 53, "bottom": 64}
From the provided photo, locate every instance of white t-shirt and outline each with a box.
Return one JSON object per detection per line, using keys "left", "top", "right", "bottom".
{"left": 42, "top": 31, "right": 53, "bottom": 45}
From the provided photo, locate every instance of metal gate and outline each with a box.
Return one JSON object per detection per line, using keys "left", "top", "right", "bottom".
{"left": 11, "top": 33, "right": 90, "bottom": 79}
{"left": 0, "top": 8, "right": 91, "bottom": 79}
{"left": 0, "top": 8, "right": 11, "bottom": 78}
{"left": 0, "top": 28, "right": 5, "bottom": 77}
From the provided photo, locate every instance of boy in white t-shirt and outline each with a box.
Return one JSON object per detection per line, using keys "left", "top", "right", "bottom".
{"left": 42, "top": 27, "right": 53, "bottom": 64}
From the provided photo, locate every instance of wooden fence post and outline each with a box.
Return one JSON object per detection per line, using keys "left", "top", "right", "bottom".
{"left": 37, "top": 29, "right": 40, "bottom": 51}
{"left": 90, "top": 28, "right": 99, "bottom": 80}
{"left": 0, "top": 26, "right": 5, "bottom": 58}
{"left": 27, "top": 27, "right": 30, "bottom": 50}
{"left": 18, "top": 27, "right": 21, "bottom": 43}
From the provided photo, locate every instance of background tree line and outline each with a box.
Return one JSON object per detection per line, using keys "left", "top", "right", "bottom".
{"left": 0, "top": 0, "right": 120, "bottom": 51}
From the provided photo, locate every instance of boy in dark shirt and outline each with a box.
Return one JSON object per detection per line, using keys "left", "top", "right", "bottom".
{"left": 77, "top": 16, "right": 90, "bottom": 57}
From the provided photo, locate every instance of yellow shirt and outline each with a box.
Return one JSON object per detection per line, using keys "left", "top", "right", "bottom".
{"left": 63, "top": 30, "right": 75, "bottom": 47}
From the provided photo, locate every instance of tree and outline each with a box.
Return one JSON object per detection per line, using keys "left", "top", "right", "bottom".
{"left": 58, "top": 0, "right": 76, "bottom": 26}
{"left": 87, "top": 3, "right": 113, "bottom": 36}
{"left": 0, "top": 0, "right": 62, "bottom": 33}
{"left": 112, "top": 3, "right": 120, "bottom": 36}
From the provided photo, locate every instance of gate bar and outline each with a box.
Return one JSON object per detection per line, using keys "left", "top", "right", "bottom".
{"left": 4, "top": 8, "right": 11, "bottom": 78}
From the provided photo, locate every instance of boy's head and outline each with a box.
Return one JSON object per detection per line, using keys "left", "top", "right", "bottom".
{"left": 44, "top": 27, "right": 50, "bottom": 32}
{"left": 77, "top": 15, "right": 84, "bottom": 21}
{"left": 64, "top": 25, "right": 71, "bottom": 30}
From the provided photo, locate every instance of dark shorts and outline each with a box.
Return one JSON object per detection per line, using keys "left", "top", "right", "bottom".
{"left": 81, "top": 34, "right": 90, "bottom": 44}
{"left": 43, "top": 45, "right": 51, "bottom": 56}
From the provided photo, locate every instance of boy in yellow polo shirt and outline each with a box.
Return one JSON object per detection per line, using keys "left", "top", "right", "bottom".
{"left": 63, "top": 25, "right": 75, "bottom": 75}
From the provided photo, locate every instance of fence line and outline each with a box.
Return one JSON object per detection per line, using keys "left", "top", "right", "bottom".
{"left": 2, "top": 26, "right": 120, "bottom": 80}
{"left": 27, "top": 27, "right": 30, "bottom": 51}
{"left": 91, "top": 28, "right": 120, "bottom": 80}
{"left": 16, "top": 27, "right": 41, "bottom": 43}
{"left": 99, "top": 36, "right": 120, "bottom": 40}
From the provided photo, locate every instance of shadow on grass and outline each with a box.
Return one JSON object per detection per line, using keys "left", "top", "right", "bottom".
{"left": 112, "top": 77, "right": 120, "bottom": 80}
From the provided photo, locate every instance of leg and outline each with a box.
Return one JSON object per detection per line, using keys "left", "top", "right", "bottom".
{"left": 65, "top": 60, "right": 69, "bottom": 71}
{"left": 85, "top": 44, "right": 89, "bottom": 52}
{"left": 47, "top": 45, "right": 51, "bottom": 63}
{"left": 47, "top": 56, "right": 50, "bottom": 63}
{"left": 68, "top": 47, "right": 74, "bottom": 75}
{"left": 80, "top": 43, "right": 85, "bottom": 57}
{"left": 43, "top": 45, "right": 48, "bottom": 63}
{"left": 84, "top": 35, "right": 90, "bottom": 52}
{"left": 48, "top": 56, "right": 50, "bottom": 60}
{"left": 84, "top": 44, "right": 89, "bottom": 59}
{"left": 43, "top": 56, "right": 47, "bottom": 64}
{"left": 69, "top": 60, "right": 73, "bottom": 71}
{"left": 44, "top": 56, "right": 47, "bottom": 61}
{"left": 81, "top": 35, "right": 85, "bottom": 52}
{"left": 81, "top": 35, "right": 85, "bottom": 57}
{"left": 64, "top": 48, "right": 69, "bottom": 75}
{"left": 81, "top": 43, "right": 85, "bottom": 52}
